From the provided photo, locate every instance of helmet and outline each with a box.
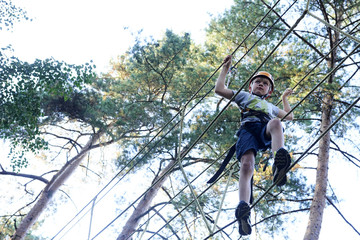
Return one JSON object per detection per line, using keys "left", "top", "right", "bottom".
{"left": 248, "top": 71, "right": 274, "bottom": 98}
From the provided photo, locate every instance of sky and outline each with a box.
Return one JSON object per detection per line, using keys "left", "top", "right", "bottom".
{"left": 1, "top": 0, "right": 233, "bottom": 73}
{"left": 1, "top": 0, "right": 360, "bottom": 239}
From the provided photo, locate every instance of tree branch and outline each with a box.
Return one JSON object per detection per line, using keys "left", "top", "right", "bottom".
{"left": 261, "top": 0, "right": 327, "bottom": 58}
{"left": 330, "top": 139, "right": 360, "bottom": 168}
{"left": 0, "top": 164, "right": 50, "bottom": 184}
{"left": 326, "top": 196, "right": 360, "bottom": 236}
{"left": 334, "top": 99, "right": 360, "bottom": 109}
{"left": 42, "top": 131, "right": 83, "bottom": 149}
{"left": 253, "top": 208, "right": 310, "bottom": 227}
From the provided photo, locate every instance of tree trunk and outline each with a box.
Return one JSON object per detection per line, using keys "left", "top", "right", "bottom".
{"left": 12, "top": 131, "right": 103, "bottom": 240}
{"left": 117, "top": 159, "right": 176, "bottom": 240}
{"left": 303, "top": 93, "right": 332, "bottom": 240}
{"left": 304, "top": 3, "right": 343, "bottom": 239}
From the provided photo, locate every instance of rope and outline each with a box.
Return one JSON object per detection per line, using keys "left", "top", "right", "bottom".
{"left": 176, "top": 107, "right": 213, "bottom": 233}
{"left": 203, "top": 38, "right": 360, "bottom": 240}
{"left": 52, "top": 0, "right": 360, "bottom": 239}
{"left": 274, "top": 20, "right": 360, "bottom": 107}
{"left": 52, "top": 17, "right": 360, "bottom": 235}
{"left": 88, "top": 0, "right": 306, "bottom": 238}
{"left": 307, "top": 11, "right": 360, "bottom": 44}
{"left": 231, "top": 0, "right": 298, "bottom": 70}
{"left": 148, "top": 161, "right": 240, "bottom": 240}
{"left": 147, "top": 9, "right": 360, "bottom": 240}
{"left": 205, "top": 87, "right": 360, "bottom": 240}
{"left": 149, "top": 8, "right": 330, "bottom": 237}
{"left": 128, "top": 146, "right": 236, "bottom": 240}
{"left": 52, "top": 1, "right": 284, "bottom": 238}
{"left": 212, "top": 164, "right": 235, "bottom": 233}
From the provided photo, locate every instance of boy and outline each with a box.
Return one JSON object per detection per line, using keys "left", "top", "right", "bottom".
{"left": 214, "top": 55, "right": 294, "bottom": 236}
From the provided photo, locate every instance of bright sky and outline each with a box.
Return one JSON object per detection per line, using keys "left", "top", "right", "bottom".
{"left": 2, "top": 1, "right": 360, "bottom": 239}
{"left": 1, "top": 0, "right": 233, "bottom": 72}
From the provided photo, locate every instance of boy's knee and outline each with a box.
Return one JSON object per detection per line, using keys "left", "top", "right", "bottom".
{"left": 268, "top": 119, "right": 282, "bottom": 131}
{"left": 240, "top": 151, "right": 255, "bottom": 173}
{"left": 241, "top": 162, "right": 254, "bottom": 175}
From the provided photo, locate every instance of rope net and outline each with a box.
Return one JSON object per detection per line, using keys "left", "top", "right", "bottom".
{"left": 52, "top": 0, "right": 360, "bottom": 239}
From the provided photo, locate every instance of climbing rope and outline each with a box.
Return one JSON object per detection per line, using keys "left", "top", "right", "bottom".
{"left": 52, "top": 0, "right": 360, "bottom": 239}
{"left": 205, "top": 91, "right": 360, "bottom": 240}
{"left": 52, "top": 1, "right": 285, "bottom": 238}
{"left": 146, "top": 6, "right": 360, "bottom": 240}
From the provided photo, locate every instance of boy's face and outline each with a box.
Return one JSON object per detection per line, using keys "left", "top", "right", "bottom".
{"left": 250, "top": 77, "right": 271, "bottom": 97}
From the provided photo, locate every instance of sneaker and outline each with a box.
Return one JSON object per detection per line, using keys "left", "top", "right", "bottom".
{"left": 235, "top": 201, "right": 252, "bottom": 236}
{"left": 272, "top": 148, "right": 291, "bottom": 186}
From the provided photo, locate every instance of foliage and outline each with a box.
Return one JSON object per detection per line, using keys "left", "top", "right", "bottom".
{"left": 204, "top": 1, "right": 360, "bottom": 239}
{"left": 0, "top": 0, "right": 30, "bottom": 31}
{"left": 0, "top": 217, "right": 44, "bottom": 240}
{"left": 101, "top": 30, "right": 216, "bottom": 170}
{"left": 2, "top": 0, "right": 360, "bottom": 239}
{"left": 0, "top": 46, "right": 95, "bottom": 170}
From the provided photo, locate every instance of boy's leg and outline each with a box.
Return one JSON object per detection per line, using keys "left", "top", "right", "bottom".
{"left": 236, "top": 150, "right": 255, "bottom": 236}
{"left": 265, "top": 119, "right": 291, "bottom": 186}
{"left": 265, "top": 118, "right": 284, "bottom": 152}
{"left": 238, "top": 150, "right": 255, "bottom": 202}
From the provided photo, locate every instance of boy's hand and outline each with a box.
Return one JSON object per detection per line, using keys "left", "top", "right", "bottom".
{"left": 280, "top": 88, "right": 294, "bottom": 120}
{"left": 223, "top": 55, "right": 232, "bottom": 70}
{"left": 282, "top": 88, "right": 293, "bottom": 98}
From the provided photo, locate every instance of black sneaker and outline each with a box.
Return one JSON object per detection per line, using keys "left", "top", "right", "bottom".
{"left": 272, "top": 148, "right": 291, "bottom": 186}
{"left": 235, "top": 201, "right": 252, "bottom": 236}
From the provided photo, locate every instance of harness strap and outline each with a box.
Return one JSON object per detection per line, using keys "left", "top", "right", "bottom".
{"left": 207, "top": 109, "right": 271, "bottom": 204}
{"left": 241, "top": 108, "right": 271, "bottom": 123}
{"left": 207, "top": 144, "right": 236, "bottom": 184}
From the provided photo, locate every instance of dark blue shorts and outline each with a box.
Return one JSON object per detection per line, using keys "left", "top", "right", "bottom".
{"left": 236, "top": 122, "right": 272, "bottom": 161}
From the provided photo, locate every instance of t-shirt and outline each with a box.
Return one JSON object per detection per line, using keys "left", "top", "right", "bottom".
{"left": 232, "top": 90, "right": 279, "bottom": 124}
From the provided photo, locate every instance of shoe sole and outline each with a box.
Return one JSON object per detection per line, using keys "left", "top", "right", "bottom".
{"left": 235, "top": 203, "right": 252, "bottom": 235}
{"left": 273, "top": 149, "right": 291, "bottom": 186}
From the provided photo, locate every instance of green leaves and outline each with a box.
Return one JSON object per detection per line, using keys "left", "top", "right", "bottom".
{"left": 0, "top": 0, "right": 31, "bottom": 31}
{"left": 0, "top": 47, "right": 95, "bottom": 169}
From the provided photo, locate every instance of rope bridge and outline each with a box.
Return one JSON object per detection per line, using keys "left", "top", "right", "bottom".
{"left": 51, "top": 1, "right": 360, "bottom": 239}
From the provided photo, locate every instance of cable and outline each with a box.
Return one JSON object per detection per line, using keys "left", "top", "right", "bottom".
{"left": 145, "top": 3, "right": 311, "bottom": 240}
{"left": 52, "top": 1, "right": 285, "bottom": 238}
{"left": 326, "top": 197, "right": 360, "bottom": 236}
{"left": 205, "top": 92, "right": 360, "bottom": 240}
{"left": 53, "top": 1, "right": 360, "bottom": 239}
{"left": 204, "top": 41, "right": 360, "bottom": 239}
{"left": 149, "top": 11, "right": 360, "bottom": 240}
{"left": 147, "top": 5, "right": 360, "bottom": 240}
{"left": 94, "top": 0, "right": 307, "bottom": 238}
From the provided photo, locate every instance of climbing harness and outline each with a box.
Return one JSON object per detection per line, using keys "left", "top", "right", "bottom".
{"left": 207, "top": 107, "right": 272, "bottom": 204}
{"left": 241, "top": 108, "right": 272, "bottom": 123}
{"left": 209, "top": 66, "right": 274, "bottom": 187}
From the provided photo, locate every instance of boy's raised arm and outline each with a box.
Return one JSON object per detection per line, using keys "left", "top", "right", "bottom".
{"left": 278, "top": 88, "right": 294, "bottom": 120}
{"left": 215, "top": 55, "right": 235, "bottom": 100}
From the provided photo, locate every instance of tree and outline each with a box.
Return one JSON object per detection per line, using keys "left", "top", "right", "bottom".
{"left": 3, "top": 1, "right": 307, "bottom": 238}
{"left": 3, "top": 0, "right": 359, "bottom": 239}
{"left": 107, "top": 30, "right": 218, "bottom": 240}
{"left": 206, "top": 0, "right": 360, "bottom": 239}
{"left": 112, "top": 4, "right": 311, "bottom": 238}
{"left": 302, "top": 1, "right": 360, "bottom": 239}
{"left": 0, "top": 0, "right": 30, "bottom": 31}
{"left": 1, "top": 23, "right": 210, "bottom": 239}
{"left": 0, "top": 1, "right": 103, "bottom": 239}
{"left": 0, "top": 47, "right": 100, "bottom": 239}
